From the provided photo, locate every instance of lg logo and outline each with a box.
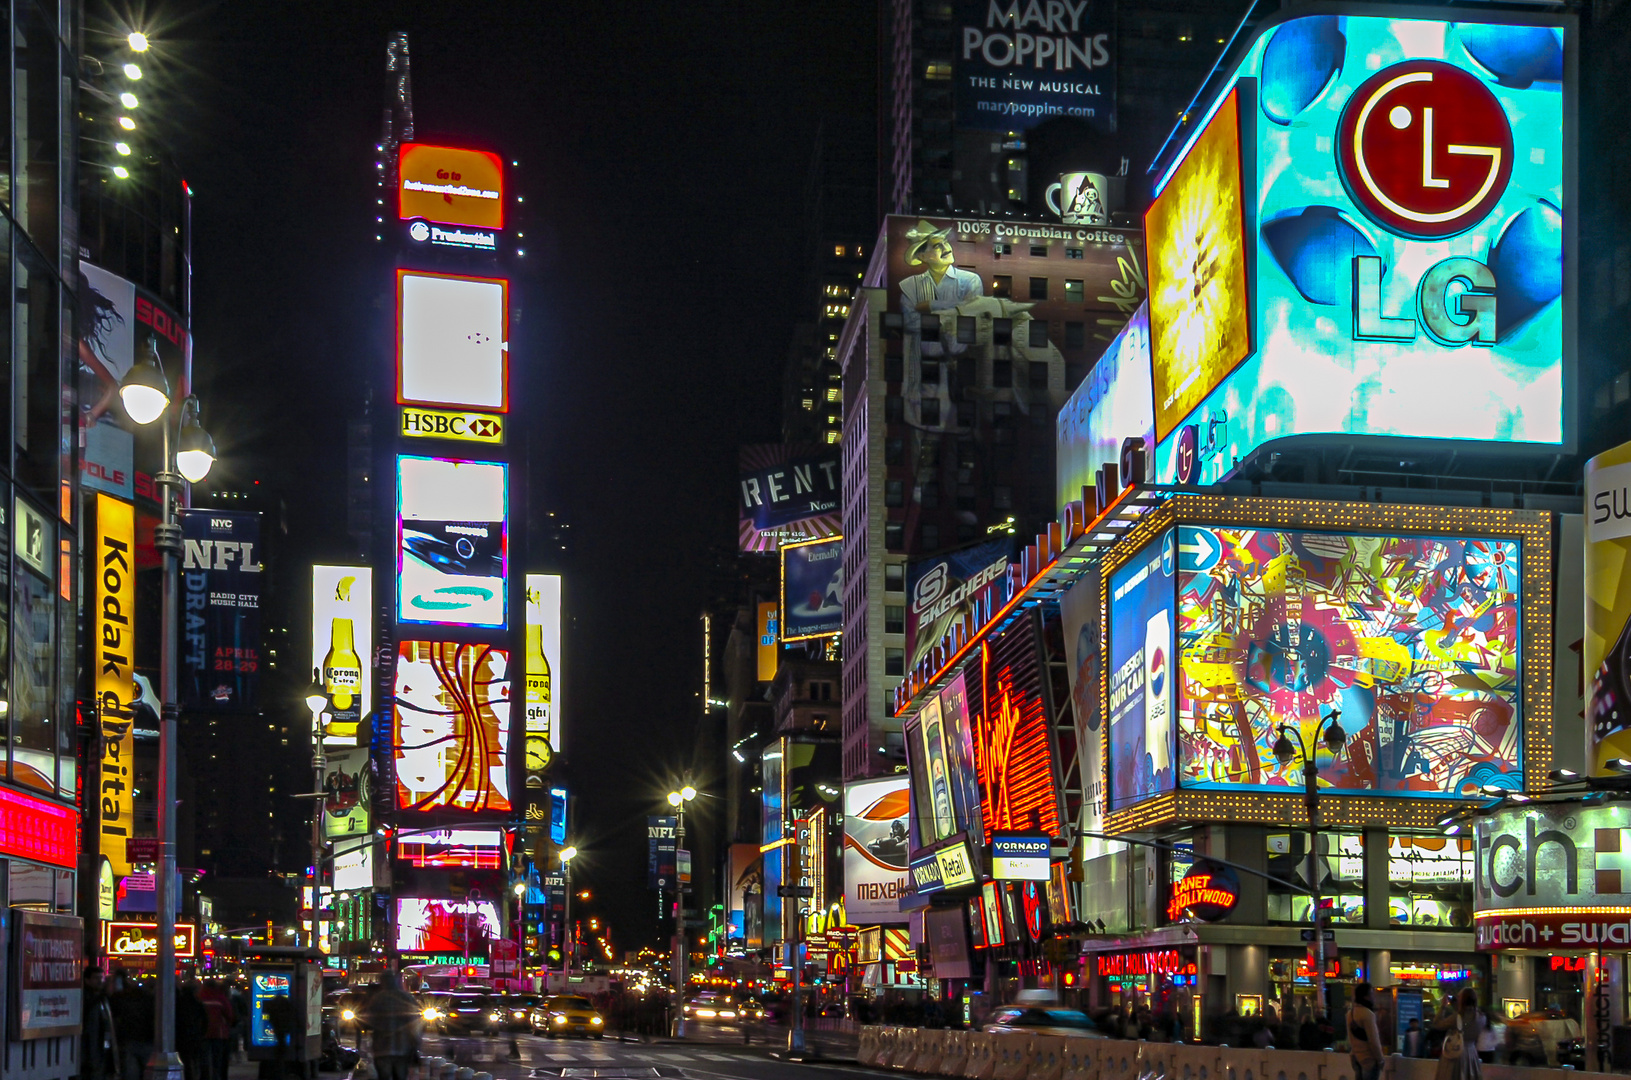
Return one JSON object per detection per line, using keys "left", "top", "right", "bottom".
{"left": 1338, "top": 60, "right": 1513, "bottom": 240}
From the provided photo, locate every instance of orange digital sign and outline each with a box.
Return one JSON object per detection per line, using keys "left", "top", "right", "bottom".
{"left": 1146, "top": 88, "right": 1250, "bottom": 442}
{"left": 398, "top": 144, "right": 504, "bottom": 230}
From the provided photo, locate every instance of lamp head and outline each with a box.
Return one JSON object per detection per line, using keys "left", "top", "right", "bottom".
{"left": 1322, "top": 720, "right": 1347, "bottom": 754}
{"left": 119, "top": 337, "right": 170, "bottom": 425}
{"left": 304, "top": 669, "right": 328, "bottom": 714}
{"left": 1271, "top": 731, "right": 1296, "bottom": 766}
{"left": 559, "top": 846, "right": 578, "bottom": 864}
{"left": 513, "top": 882, "right": 526, "bottom": 897}
{"left": 681, "top": 785, "right": 697, "bottom": 802}
{"left": 175, "top": 398, "right": 216, "bottom": 483}
{"left": 667, "top": 792, "right": 682, "bottom": 807}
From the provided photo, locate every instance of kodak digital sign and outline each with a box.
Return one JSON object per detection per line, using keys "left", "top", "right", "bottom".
{"left": 1143, "top": 12, "right": 1573, "bottom": 487}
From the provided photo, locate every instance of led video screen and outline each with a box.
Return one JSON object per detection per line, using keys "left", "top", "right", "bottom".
{"left": 392, "top": 640, "right": 512, "bottom": 814}
{"left": 396, "top": 270, "right": 509, "bottom": 412}
{"left": 395, "top": 897, "right": 502, "bottom": 953}
{"left": 781, "top": 535, "right": 843, "bottom": 641}
{"left": 1107, "top": 529, "right": 1176, "bottom": 808}
{"left": 397, "top": 456, "right": 508, "bottom": 628}
{"left": 398, "top": 827, "right": 505, "bottom": 869}
{"left": 1175, "top": 526, "right": 1522, "bottom": 797}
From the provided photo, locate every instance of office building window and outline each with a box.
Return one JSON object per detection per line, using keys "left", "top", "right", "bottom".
{"left": 925, "top": 61, "right": 952, "bottom": 80}
{"left": 1065, "top": 279, "right": 1084, "bottom": 303}
{"left": 825, "top": 430, "right": 839, "bottom": 444}
{"left": 1029, "top": 245, "right": 1048, "bottom": 258}
{"left": 956, "top": 401, "right": 975, "bottom": 428}
{"left": 1065, "top": 247, "right": 1084, "bottom": 259}
{"left": 885, "top": 438, "right": 904, "bottom": 466}
{"left": 886, "top": 396, "right": 903, "bottom": 423}
{"left": 1029, "top": 277, "right": 1048, "bottom": 300}
{"left": 825, "top": 387, "right": 840, "bottom": 402}
{"left": 957, "top": 316, "right": 976, "bottom": 344}
{"left": 885, "top": 606, "right": 904, "bottom": 634}
{"left": 885, "top": 522, "right": 903, "bottom": 549}
{"left": 921, "top": 397, "right": 940, "bottom": 425}
{"left": 921, "top": 523, "right": 939, "bottom": 550}
{"left": 922, "top": 361, "right": 940, "bottom": 385}
{"left": 993, "top": 360, "right": 1012, "bottom": 388}
{"left": 993, "top": 318, "right": 1012, "bottom": 345}
{"left": 885, "top": 357, "right": 902, "bottom": 383}
{"left": 885, "top": 649, "right": 904, "bottom": 676}
{"left": 1029, "top": 360, "right": 1049, "bottom": 388}
{"left": 1065, "top": 321, "right": 1085, "bottom": 348}
{"left": 1267, "top": 832, "right": 1365, "bottom": 925}
{"left": 802, "top": 397, "right": 814, "bottom": 411}
{"left": 885, "top": 480, "right": 904, "bottom": 507}
{"left": 885, "top": 564, "right": 904, "bottom": 592}
{"left": 1028, "top": 321, "right": 1049, "bottom": 349}
{"left": 993, "top": 486, "right": 1013, "bottom": 510}
{"left": 921, "top": 482, "right": 940, "bottom": 508}
{"left": 992, "top": 275, "right": 1012, "bottom": 298}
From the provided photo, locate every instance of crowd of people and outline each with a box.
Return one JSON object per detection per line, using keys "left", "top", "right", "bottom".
{"left": 82, "top": 968, "right": 241, "bottom": 1080}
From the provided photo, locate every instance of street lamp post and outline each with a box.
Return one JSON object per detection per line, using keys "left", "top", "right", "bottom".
{"left": 121, "top": 339, "right": 216, "bottom": 1080}
{"left": 559, "top": 846, "right": 578, "bottom": 991}
{"left": 305, "top": 678, "right": 329, "bottom": 952}
{"left": 667, "top": 786, "right": 696, "bottom": 1035}
{"left": 1272, "top": 707, "right": 1346, "bottom": 1023}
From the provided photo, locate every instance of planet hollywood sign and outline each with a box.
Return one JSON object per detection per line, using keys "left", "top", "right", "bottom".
{"left": 1096, "top": 949, "right": 1195, "bottom": 977}
{"left": 1472, "top": 803, "right": 1631, "bottom": 951}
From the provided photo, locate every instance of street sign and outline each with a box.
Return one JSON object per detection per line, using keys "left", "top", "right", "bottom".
{"left": 126, "top": 838, "right": 159, "bottom": 863}
{"left": 1299, "top": 928, "right": 1336, "bottom": 942}
{"left": 777, "top": 885, "right": 814, "bottom": 899}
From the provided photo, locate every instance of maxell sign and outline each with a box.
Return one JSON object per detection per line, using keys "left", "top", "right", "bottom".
{"left": 1474, "top": 803, "right": 1631, "bottom": 950}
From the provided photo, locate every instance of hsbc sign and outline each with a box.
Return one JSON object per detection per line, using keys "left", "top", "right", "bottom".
{"left": 399, "top": 406, "right": 506, "bottom": 445}
{"left": 1473, "top": 803, "right": 1631, "bottom": 950}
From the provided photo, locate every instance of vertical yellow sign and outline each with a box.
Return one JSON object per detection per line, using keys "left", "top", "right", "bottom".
{"left": 1587, "top": 440, "right": 1631, "bottom": 773}
{"left": 95, "top": 494, "right": 136, "bottom": 877}
{"left": 757, "top": 601, "right": 779, "bottom": 682}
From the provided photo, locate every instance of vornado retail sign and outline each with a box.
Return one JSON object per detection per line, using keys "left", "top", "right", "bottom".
{"left": 1473, "top": 803, "right": 1631, "bottom": 950}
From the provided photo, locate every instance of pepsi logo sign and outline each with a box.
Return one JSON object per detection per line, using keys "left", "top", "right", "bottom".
{"left": 1149, "top": 646, "right": 1166, "bottom": 697}
{"left": 1337, "top": 60, "right": 1513, "bottom": 240}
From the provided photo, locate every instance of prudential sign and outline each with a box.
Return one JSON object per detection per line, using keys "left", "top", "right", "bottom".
{"left": 1473, "top": 803, "right": 1631, "bottom": 949}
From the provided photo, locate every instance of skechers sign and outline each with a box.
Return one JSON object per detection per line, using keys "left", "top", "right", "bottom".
{"left": 1147, "top": 14, "right": 1572, "bottom": 490}
{"left": 1472, "top": 803, "right": 1631, "bottom": 950}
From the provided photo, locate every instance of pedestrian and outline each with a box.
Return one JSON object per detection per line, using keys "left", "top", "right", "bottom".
{"left": 361, "top": 971, "right": 422, "bottom": 1080}
{"left": 198, "top": 979, "right": 236, "bottom": 1080}
{"left": 1298, "top": 1008, "right": 1322, "bottom": 1051}
{"left": 109, "top": 970, "right": 154, "bottom": 1080}
{"left": 1476, "top": 1008, "right": 1500, "bottom": 1064}
{"left": 177, "top": 981, "right": 208, "bottom": 1080}
{"left": 1432, "top": 988, "right": 1483, "bottom": 1080}
{"left": 82, "top": 967, "right": 118, "bottom": 1080}
{"left": 1405, "top": 1018, "right": 1423, "bottom": 1057}
{"left": 1347, "top": 983, "right": 1386, "bottom": 1080}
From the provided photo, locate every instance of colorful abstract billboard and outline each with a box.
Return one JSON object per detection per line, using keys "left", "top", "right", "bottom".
{"left": 906, "top": 538, "right": 1012, "bottom": 671}
{"left": 971, "top": 615, "right": 1065, "bottom": 840}
{"left": 392, "top": 640, "right": 512, "bottom": 814}
{"left": 1056, "top": 303, "right": 1153, "bottom": 513}
{"left": 843, "top": 777, "right": 911, "bottom": 923}
{"left": 397, "top": 456, "right": 508, "bottom": 628}
{"left": 1107, "top": 529, "right": 1176, "bottom": 809}
{"left": 524, "top": 574, "right": 562, "bottom": 753}
{"left": 395, "top": 897, "right": 502, "bottom": 954}
{"left": 905, "top": 673, "right": 982, "bottom": 851}
{"left": 738, "top": 444, "right": 840, "bottom": 552}
{"left": 396, "top": 271, "right": 509, "bottom": 413}
{"left": 952, "top": 0, "right": 1114, "bottom": 134}
{"left": 1586, "top": 440, "right": 1631, "bottom": 772}
{"left": 312, "top": 566, "right": 373, "bottom": 746}
{"left": 781, "top": 536, "right": 843, "bottom": 641}
{"left": 1176, "top": 527, "right": 1523, "bottom": 797}
{"left": 1149, "top": 16, "right": 1570, "bottom": 486}
{"left": 1146, "top": 88, "right": 1250, "bottom": 443}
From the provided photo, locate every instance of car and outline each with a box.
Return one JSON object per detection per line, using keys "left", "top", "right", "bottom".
{"left": 1505, "top": 1009, "right": 1584, "bottom": 1068}
{"left": 682, "top": 990, "right": 758, "bottom": 1023}
{"left": 498, "top": 994, "right": 541, "bottom": 1032}
{"left": 424, "top": 992, "right": 498, "bottom": 1035}
{"left": 984, "top": 1006, "right": 1109, "bottom": 1039}
{"left": 530, "top": 995, "right": 605, "bottom": 1039}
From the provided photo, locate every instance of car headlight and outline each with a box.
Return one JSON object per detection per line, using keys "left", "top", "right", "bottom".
{"left": 513, "top": 1011, "right": 526, "bottom": 1018}
{"left": 696, "top": 1009, "right": 717, "bottom": 1018}
{"left": 552, "top": 1015, "right": 567, "bottom": 1026}
{"left": 489, "top": 1012, "right": 502, "bottom": 1021}
{"left": 720, "top": 1011, "right": 737, "bottom": 1020}
{"left": 422, "top": 1008, "right": 440, "bottom": 1021}
{"left": 341, "top": 1009, "right": 355, "bottom": 1021}
{"left": 590, "top": 1017, "right": 603, "bottom": 1026}
{"left": 682, "top": 1006, "right": 691, "bottom": 1014}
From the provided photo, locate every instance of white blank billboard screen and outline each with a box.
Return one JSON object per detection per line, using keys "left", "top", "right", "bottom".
{"left": 397, "top": 271, "right": 508, "bottom": 411}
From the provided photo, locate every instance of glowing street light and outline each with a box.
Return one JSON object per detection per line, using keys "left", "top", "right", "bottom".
{"left": 127, "top": 31, "right": 149, "bottom": 51}
{"left": 118, "top": 116, "right": 136, "bottom": 131}
{"left": 120, "top": 92, "right": 139, "bottom": 110}
{"left": 123, "top": 63, "right": 142, "bottom": 80}
{"left": 115, "top": 142, "right": 131, "bottom": 156}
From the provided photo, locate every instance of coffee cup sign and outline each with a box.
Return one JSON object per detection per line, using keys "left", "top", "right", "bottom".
{"left": 1045, "top": 172, "right": 1109, "bottom": 225}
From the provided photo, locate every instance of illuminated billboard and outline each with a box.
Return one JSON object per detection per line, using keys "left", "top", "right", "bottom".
{"left": 524, "top": 574, "right": 562, "bottom": 753}
{"left": 396, "top": 271, "right": 509, "bottom": 413}
{"left": 970, "top": 615, "right": 1065, "bottom": 840}
{"left": 397, "top": 827, "right": 505, "bottom": 869}
{"left": 756, "top": 601, "right": 779, "bottom": 682}
{"left": 332, "top": 841, "right": 374, "bottom": 892}
{"left": 392, "top": 640, "right": 512, "bottom": 814}
{"left": 322, "top": 747, "right": 371, "bottom": 839}
{"left": 95, "top": 494, "right": 136, "bottom": 879}
{"left": 781, "top": 536, "right": 843, "bottom": 642}
{"left": 952, "top": 0, "right": 1114, "bottom": 134}
{"left": 1146, "top": 88, "right": 1251, "bottom": 442}
{"left": 1107, "top": 529, "right": 1176, "bottom": 809}
{"left": 843, "top": 777, "right": 910, "bottom": 924}
{"left": 1148, "top": 15, "right": 1571, "bottom": 485}
{"left": 312, "top": 566, "right": 373, "bottom": 745}
{"left": 398, "top": 144, "right": 504, "bottom": 230}
{"left": 1473, "top": 803, "right": 1631, "bottom": 950}
{"left": 1056, "top": 303, "right": 1153, "bottom": 513}
{"left": 906, "top": 538, "right": 1012, "bottom": 672}
{"left": 905, "top": 672, "right": 982, "bottom": 850}
{"left": 739, "top": 444, "right": 840, "bottom": 553}
{"left": 1176, "top": 527, "right": 1523, "bottom": 798}
{"left": 1588, "top": 440, "right": 1631, "bottom": 772}
{"left": 395, "top": 897, "right": 502, "bottom": 954}
{"left": 397, "top": 456, "right": 507, "bottom": 628}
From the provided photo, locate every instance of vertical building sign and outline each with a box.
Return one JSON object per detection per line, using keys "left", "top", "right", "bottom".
{"left": 1588, "top": 440, "right": 1631, "bottom": 773}
{"left": 525, "top": 574, "right": 562, "bottom": 754}
{"left": 179, "top": 510, "right": 263, "bottom": 711}
{"left": 312, "top": 566, "right": 374, "bottom": 747}
{"left": 756, "top": 601, "right": 779, "bottom": 682}
{"left": 95, "top": 494, "right": 135, "bottom": 879}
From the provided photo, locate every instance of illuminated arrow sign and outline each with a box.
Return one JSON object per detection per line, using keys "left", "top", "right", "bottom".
{"left": 1177, "top": 527, "right": 1221, "bottom": 573}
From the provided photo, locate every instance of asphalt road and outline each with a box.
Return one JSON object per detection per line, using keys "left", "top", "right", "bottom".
{"left": 403, "top": 1028, "right": 874, "bottom": 1080}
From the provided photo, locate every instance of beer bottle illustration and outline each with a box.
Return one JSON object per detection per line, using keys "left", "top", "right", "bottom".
{"left": 525, "top": 619, "right": 552, "bottom": 737}
{"left": 323, "top": 575, "right": 364, "bottom": 740}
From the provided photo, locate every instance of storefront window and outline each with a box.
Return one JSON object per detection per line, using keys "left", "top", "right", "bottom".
{"left": 1267, "top": 831, "right": 1364, "bottom": 924}
{"left": 1388, "top": 833, "right": 1473, "bottom": 928}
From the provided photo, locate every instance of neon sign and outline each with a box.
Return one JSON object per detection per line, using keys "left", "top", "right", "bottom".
{"left": 104, "top": 921, "right": 197, "bottom": 959}
{"left": 973, "top": 624, "right": 1063, "bottom": 842}
{"left": 1167, "top": 863, "right": 1240, "bottom": 922}
{"left": 1096, "top": 950, "right": 1195, "bottom": 977}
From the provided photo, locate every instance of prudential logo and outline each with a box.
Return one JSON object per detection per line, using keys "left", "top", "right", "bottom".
{"left": 409, "top": 221, "right": 431, "bottom": 243}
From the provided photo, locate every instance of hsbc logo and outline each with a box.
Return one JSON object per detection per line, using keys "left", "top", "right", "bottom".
{"left": 399, "top": 406, "right": 505, "bottom": 445}
{"left": 1337, "top": 60, "right": 1513, "bottom": 241}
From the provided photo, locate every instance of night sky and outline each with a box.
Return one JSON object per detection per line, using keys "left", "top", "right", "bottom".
{"left": 162, "top": 1, "right": 875, "bottom": 951}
